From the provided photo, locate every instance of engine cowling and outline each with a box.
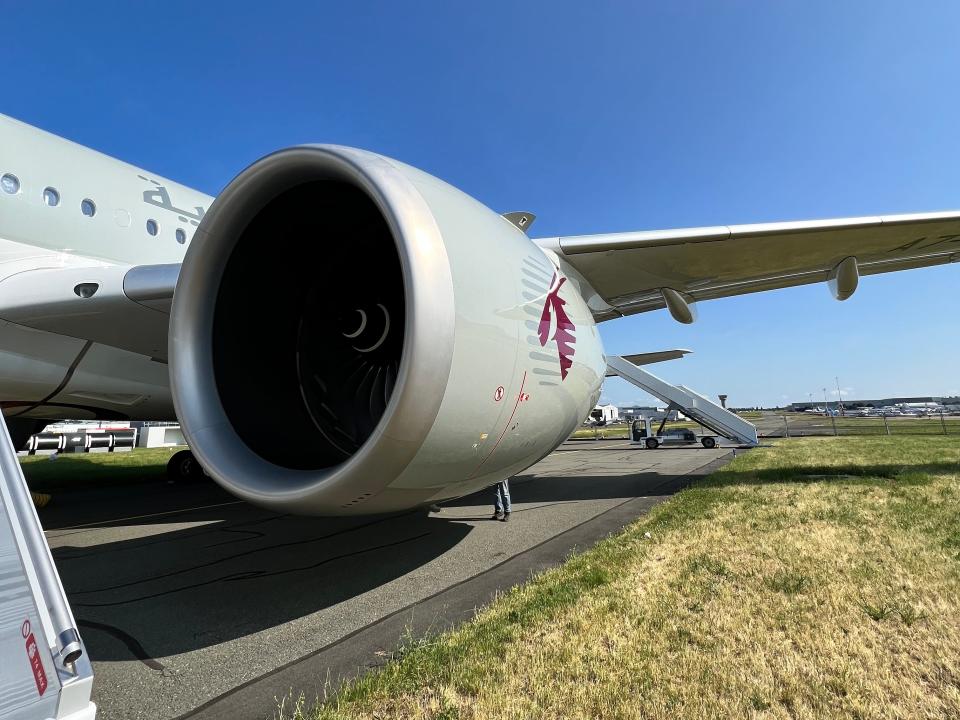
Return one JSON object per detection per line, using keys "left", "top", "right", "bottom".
{"left": 169, "top": 146, "right": 605, "bottom": 514}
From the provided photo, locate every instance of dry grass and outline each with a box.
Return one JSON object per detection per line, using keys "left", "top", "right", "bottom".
{"left": 293, "top": 437, "right": 960, "bottom": 720}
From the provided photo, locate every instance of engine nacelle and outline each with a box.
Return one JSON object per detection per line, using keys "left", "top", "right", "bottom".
{"left": 169, "top": 146, "right": 605, "bottom": 514}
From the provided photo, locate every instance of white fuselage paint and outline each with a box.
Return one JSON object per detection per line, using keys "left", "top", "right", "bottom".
{"left": 0, "top": 114, "right": 211, "bottom": 420}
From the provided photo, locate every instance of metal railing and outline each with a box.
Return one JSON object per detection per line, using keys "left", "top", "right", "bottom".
{"left": 762, "top": 412, "right": 960, "bottom": 438}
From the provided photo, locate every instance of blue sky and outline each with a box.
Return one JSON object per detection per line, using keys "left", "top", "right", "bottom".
{"left": 3, "top": 2, "right": 958, "bottom": 407}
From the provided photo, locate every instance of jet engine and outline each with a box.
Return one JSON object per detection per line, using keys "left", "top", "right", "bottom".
{"left": 169, "top": 146, "right": 606, "bottom": 514}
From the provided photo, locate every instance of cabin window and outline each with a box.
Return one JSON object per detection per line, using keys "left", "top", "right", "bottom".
{"left": 81, "top": 199, "right": 96, "bottom": 217}
{"left": 43, "top": 187, "right": 60, "bottom": 207}
{"left": 175, "top": 228, "right": 187, "bottom": 244}
{"left": 1, "top": 173, "right": 20, "bottom": 194}
{"left": 146, "top": 219, "right": 159, "bottom": 236}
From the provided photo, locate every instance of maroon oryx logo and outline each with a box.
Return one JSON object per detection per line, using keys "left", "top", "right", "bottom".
{"left": 538, "top": 271, "right": 576, "bottom": 380}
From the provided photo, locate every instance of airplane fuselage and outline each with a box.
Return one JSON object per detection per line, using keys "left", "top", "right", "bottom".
{"left": 0, "top": 114, "right": 211, "bottom": 421}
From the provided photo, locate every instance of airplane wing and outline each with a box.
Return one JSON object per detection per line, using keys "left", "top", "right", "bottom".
{"left": 2, "top": 211, "right": 957, "bottom": 357}
{"left": 537, "top": 211, "right": 960, "bottom": 321}
{"left": 0, "top": 264, "right": 177, "bottom": 360}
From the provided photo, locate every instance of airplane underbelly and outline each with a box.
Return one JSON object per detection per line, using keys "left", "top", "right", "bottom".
{"left": 0, "top": 321, "right": 174, "bottom": 420}
{"left": 0, "top": 320, "right": 84, "bottom": 407}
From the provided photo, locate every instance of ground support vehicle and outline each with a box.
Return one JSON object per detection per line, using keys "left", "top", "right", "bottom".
{"left": 629, "top": 417, "right": 718, "bottom": 449}
{"left": 606, "top": 355, "right": 758, "bottom": 447}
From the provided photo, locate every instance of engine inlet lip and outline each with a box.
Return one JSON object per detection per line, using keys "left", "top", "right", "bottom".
{"left": 169, "top": 145, "right": 456, "bottom": 511}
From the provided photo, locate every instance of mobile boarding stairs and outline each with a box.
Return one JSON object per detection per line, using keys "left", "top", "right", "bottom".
{"left": 606, "top": 354, "right": 759, "bottom": 447}
{"left": 0, "top": 420, "right": 96, "bottom": 719}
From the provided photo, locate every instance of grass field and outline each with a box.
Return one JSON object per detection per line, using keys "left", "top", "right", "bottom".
{"left": 19, "top": 447, "right": 184, "bottom": 491}
{"left": 570, "top": 424, "right": 631, "bottom": 439}
{"left": 295, "top": 436, "right": 960, "bottom": 719}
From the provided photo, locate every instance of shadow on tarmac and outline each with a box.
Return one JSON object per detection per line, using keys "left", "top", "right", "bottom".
{"left": 444, "top": 469, "right": 684, "bottom": 508}
{"left": 50, "top": 504, "right": 470, "bottom": 662}
{"left": 41, "top": 455, "right": 697, "bottom": 664}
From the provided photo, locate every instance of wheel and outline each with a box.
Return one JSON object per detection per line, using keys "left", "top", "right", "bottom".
{"left": 645, "top": 437, "right": 659, "bottom": 449}
{"left": 701, "top": 436, "right": 717, "bottom": 449}
{"left": 167, "top": 449, "right": 205, "bottom": 483}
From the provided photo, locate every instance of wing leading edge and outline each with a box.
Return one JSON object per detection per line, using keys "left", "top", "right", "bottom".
{"left": 537, "top": 210, "right": 960, "bottom": 321}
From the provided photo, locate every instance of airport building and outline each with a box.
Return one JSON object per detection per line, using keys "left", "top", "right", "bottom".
{"left": 788, "top": 396, "right": 960, "bottom": 412}
{"left": 590, "top": 404, "right": 620, "bottom": 424}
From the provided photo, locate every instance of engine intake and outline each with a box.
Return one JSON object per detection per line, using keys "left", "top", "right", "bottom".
{"left": 169, "top": 146, "right": 455, "bottom": 513}
{"left": 212, "top": 181, "right": 404, "bottom": 470}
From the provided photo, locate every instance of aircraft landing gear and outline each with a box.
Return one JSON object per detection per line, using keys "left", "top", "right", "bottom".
{"left": 167, "top": 449, "right": 206, "bottom": 483}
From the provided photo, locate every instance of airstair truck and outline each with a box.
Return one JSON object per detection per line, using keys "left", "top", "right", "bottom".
{"left": 0, "top": 421, "right": 96, "bottom": 720}
{"left": 607, "top": 355, "right": 758, "bottom": 447}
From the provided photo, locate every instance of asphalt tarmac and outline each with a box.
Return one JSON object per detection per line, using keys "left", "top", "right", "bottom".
{"left": 41, "top": 440, "right": 734, "bottom": 720}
